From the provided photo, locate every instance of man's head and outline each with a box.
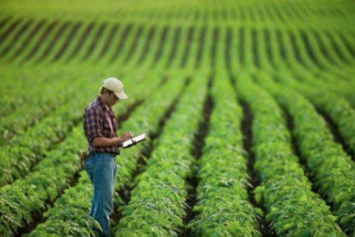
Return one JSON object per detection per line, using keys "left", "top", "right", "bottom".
{"left": 100, "top": 77, "right": 128, "bottom": 106}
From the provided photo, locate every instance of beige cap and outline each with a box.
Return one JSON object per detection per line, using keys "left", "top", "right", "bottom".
{"left": 102, "top": 77, "right": 128, "bottom": 99}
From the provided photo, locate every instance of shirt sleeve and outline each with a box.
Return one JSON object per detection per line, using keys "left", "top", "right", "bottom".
{"left": 85, "top": 107, "right": 103, "bottom": 143}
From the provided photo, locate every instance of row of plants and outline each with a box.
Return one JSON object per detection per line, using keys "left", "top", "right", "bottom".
{"left": 0, "top": 63, "right": 77, "bottom": 118}
{"left": 26, "top": 171, "right": 102, "bottom": 237}
{"left": 0, "top": 16, "right": 181, "bottom": 68}
{"left": 15, "top": 17, "right": 204, "bottom": 72}
{"left": 0, "top": 95, "right": 83, "bottom": 186}
{"left": 188, "top": 69, "right": 261, "bottom": 236}
{"left": 265, "top": 26, "right": 350, "bottom": 82}
{"left": 0, "top": 126, "right": 85, "bottom": 236}
{"left": 0, "top": 71, "right": 86, "bottom": 143}
{"left": 270, "top": 26, "right": 355, "bottom": 111}
{"left": 114, "top": 72, "right": 208, "bottom": 236}
{"left": 234, "top": 72, "right": 346, "bottom": 236}
{"left": 255, "top": 72, "right": 355, "bottom": 234}
{"left": 291, "top": 69, "right": 355, "bottom": 108}
{"left": 0, "top": 65, "right": 160, "bottom": 187}
{"left": 0, "top": 68, "right": 161, "bottom": 235}
{"left": 27, "top": 70, "right": 188, "bottom": 236}
{"left": 0, "top": 17, "right": 32, "bottom": 57}
{"left": 2, "top": 12, "right": 352, "bottom": 77}
{"left": 113, "top": 70, "right": 188, "bottom": 191}
{"left": 277, "top": 69, "right": 355, "bottom": 157}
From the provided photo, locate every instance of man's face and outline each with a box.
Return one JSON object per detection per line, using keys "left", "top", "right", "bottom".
{"left": 105, "top": 91, "right": 120, "bottom": 106}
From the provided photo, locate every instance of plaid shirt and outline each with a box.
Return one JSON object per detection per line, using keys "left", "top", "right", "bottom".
{"left": 83, "top": 96, "right": 119, "bottom": 154}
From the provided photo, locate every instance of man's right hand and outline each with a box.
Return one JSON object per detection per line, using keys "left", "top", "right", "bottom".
{"left": 120, "top": 132, "right": 133, "bottom": 142}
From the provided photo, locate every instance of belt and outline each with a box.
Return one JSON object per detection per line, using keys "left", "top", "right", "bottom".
{"left": 80, "top": 151, "right": 117, "bottom": 166}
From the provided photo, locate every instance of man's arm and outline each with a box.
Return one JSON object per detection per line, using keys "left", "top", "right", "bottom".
{"left": 93, "top": 132, "right": 132, "bottom": 148}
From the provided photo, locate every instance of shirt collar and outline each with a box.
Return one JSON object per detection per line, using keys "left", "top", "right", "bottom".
{"left": 96, "top": 96, "right": 110, "bottom": 111}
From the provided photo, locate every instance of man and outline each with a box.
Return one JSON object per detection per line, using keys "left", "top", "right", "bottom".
{"left": 83, "top": 77, "right": 132, "bottom": 237}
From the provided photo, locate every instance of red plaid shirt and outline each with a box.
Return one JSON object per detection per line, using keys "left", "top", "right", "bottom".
{"left": 83, "top": 96, "right": 119, "bottom": 154}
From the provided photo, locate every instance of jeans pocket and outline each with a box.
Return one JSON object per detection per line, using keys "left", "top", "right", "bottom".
{"left": 84, "top": 154, "right": 95, "bottom": 171}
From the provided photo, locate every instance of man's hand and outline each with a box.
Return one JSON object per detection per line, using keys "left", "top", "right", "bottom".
{"left": 120, "top": 132, "right": 133, "bottom": 142}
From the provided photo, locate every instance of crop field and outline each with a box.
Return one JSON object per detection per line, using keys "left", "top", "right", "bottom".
{"left": 0, "top": 0, "right": 354, "bottom": 236}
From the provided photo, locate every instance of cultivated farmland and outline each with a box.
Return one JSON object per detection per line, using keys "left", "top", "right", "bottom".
{"left": 0, "top": 0, "right": 354, "bottom": 236}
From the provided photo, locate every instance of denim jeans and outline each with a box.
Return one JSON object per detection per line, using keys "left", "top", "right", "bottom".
{"left": 84, "top": 152, "right": 117, "bottom": 237}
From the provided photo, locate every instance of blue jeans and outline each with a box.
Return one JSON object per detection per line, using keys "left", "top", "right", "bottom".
{"left": 84, "top": 152, "right": 117, "bottom": 237}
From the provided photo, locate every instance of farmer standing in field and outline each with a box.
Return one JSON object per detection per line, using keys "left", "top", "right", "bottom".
{"left": 82, "top": 77, "right": 132, "bottom": 237}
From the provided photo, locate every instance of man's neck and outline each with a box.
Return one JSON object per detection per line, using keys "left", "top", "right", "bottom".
{"left": 99, "top": 95, "right": 109, "bottom": 106}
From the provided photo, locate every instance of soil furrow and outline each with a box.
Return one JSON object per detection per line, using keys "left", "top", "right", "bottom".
{"left": 0, "top": 16, "right": 11, "bottom": 30}
{"left": 113, "top": 76, "right": 191, "bottom": 224}
{"left": 252, "top": 28, "right": 260, "bottom": 68}
{"left": 314, "top": 107, "right": 354, "bottom": 161}
{"left": 152, "top": 25, "right": 169, "bottom": 65}
{"left": 325, "top": 31, "right": 350, "bottom": 64}
{"left": 195, "top": 25, "right": 206, "bottom": 69}
{"left": 0, "top": 18, "right": 22, "bottom": 44}
{"left": 180, "top": 26, "right": 194, "bottom": 68}
{"left": 82, "top": 22, "right": 107, "bottom": 60}
{"left": 136, "top": 25, "right": 156, "bottom": 65}
{"left": 288, "top": 30, "right": 305, "bottom": 68}
{"left": 111, "top": 23, "right": 132, "bottom": 62}
{"left": 122, "top": 25, "right": 144, "bottom": 64}
{"left": 23, "top": 20, "right": 58, "bottom": 61}
{"left": 338, "top": 32, "right": 355, "bottom": 59}
{"left": 67, "top": 22, "right": 95, "bottom": 61}
{"left": 210, "top": 27, "right": 219, "bottom": 69}
{"left": 36, "top": 21, "right": 71, "bottom": 62}
{"left": 9, "top": 20, "right": 46, "bottom": 60}
{"left": 1, "top": 19, "right": 33, "bottom": 57}
{"left": 300, "top": 30, "right": 324, "bottom": 69}
{"left": 166, "top": 26, "right": 182, "bottom": 68}
{"left": 225, "top": 27, "right": 232, "bottom": 71}
{"left": 15, "top": 94, "right": 144, "bottom": 236}
{"left": 181, "top": 75, "right": 213, "bottom": 237}
{"left": 264, "top": 28, "right": 273, "bottom": 67}
{"left": 99, "top": 24, "right": 120, "bottom": 57}
{"left": 52, "top": 22, "right": 82, "bottom": 62}
{"left": 238, "top": 27, "right": 245, "bottom": 66}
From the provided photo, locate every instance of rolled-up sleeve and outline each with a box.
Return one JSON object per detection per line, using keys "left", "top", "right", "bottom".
{"left": 85, "top": 107, "right": 103, "bottom": 143}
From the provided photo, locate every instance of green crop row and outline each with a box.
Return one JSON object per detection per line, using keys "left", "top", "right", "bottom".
{"left": 0, "top": 66, "right": 160, "bottom": 187}
{"left": 2, "top": 0, "right": 353, "bottom": 31}
{"left": 277, "top": 70, "right": 355, "bottom": 157}
{"left": 1, "top": 12, "right": 353, "bottom": 79}
{"left": 255, "top": 72, "right": 355, "bottom": 234}
{"left": 0, "top": 126, "right": 84, "bottom": 236}
{"left": 235, "top": 72, "right": 346, "bottom": 236}
{"left": 28, "top": 70, "right": 187, "bottom": 236}
{"left": 115, "top": 72, "right": 208, "bottom": 236}
{"left": 26, "top": 171, "right": 102, "bottom": 237}
{"left": 0, "top": 16, "right": 215, "bottom": 73}
{"left": 0, "top": 98, "right": 82, "bottom": 186}
{"left": 0, "top": 63, "right": 79, "bottom": 117}
{"left": 188, "top": 69, "right": 261, "bottom": 236}
{"left": 113, "top": 70, "right": 187, "bottom": 190}
{"left": 0, "top": 68, "right": 161, "bottom": 235}
{"left": 0, "top": 67, "right": 88, "bottom": 143}
{"left": 286, "top": 69, "right": 355, "bottom": 108}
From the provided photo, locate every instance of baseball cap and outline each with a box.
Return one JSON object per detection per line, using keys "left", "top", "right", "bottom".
{"left": 102, "top": 77, "right": 128, "bottom": 99}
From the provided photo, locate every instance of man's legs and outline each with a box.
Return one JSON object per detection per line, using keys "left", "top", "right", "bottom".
{"left": 84, "top": 152, "right": 116, "bottom": 237}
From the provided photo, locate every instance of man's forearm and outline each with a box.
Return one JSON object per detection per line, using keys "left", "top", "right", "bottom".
{"left": 92, "top": 136, "right": 123, "bottom": 147}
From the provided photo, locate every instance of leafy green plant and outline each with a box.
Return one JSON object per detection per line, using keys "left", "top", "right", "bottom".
{"left": 188, "top": 69, "right": 261, "bottom": 236}
{"left": 255, "top": 72, "right": 355, "bottom": 235}
{"left": 235, "top": 72, "right": 346, "bottom": 236}
{"left": 115, "top": 71, "right": 208, "bottom": 236}
{"left": 277, "top": 69, "right": 355, "bottom": 157}
{"left": 29, "top": 71, "right": 186, "bottom": 235}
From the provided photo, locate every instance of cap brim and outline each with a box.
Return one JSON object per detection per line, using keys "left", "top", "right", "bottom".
{"left": 115, "top": 91, "right": 128, "bottom": 99}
